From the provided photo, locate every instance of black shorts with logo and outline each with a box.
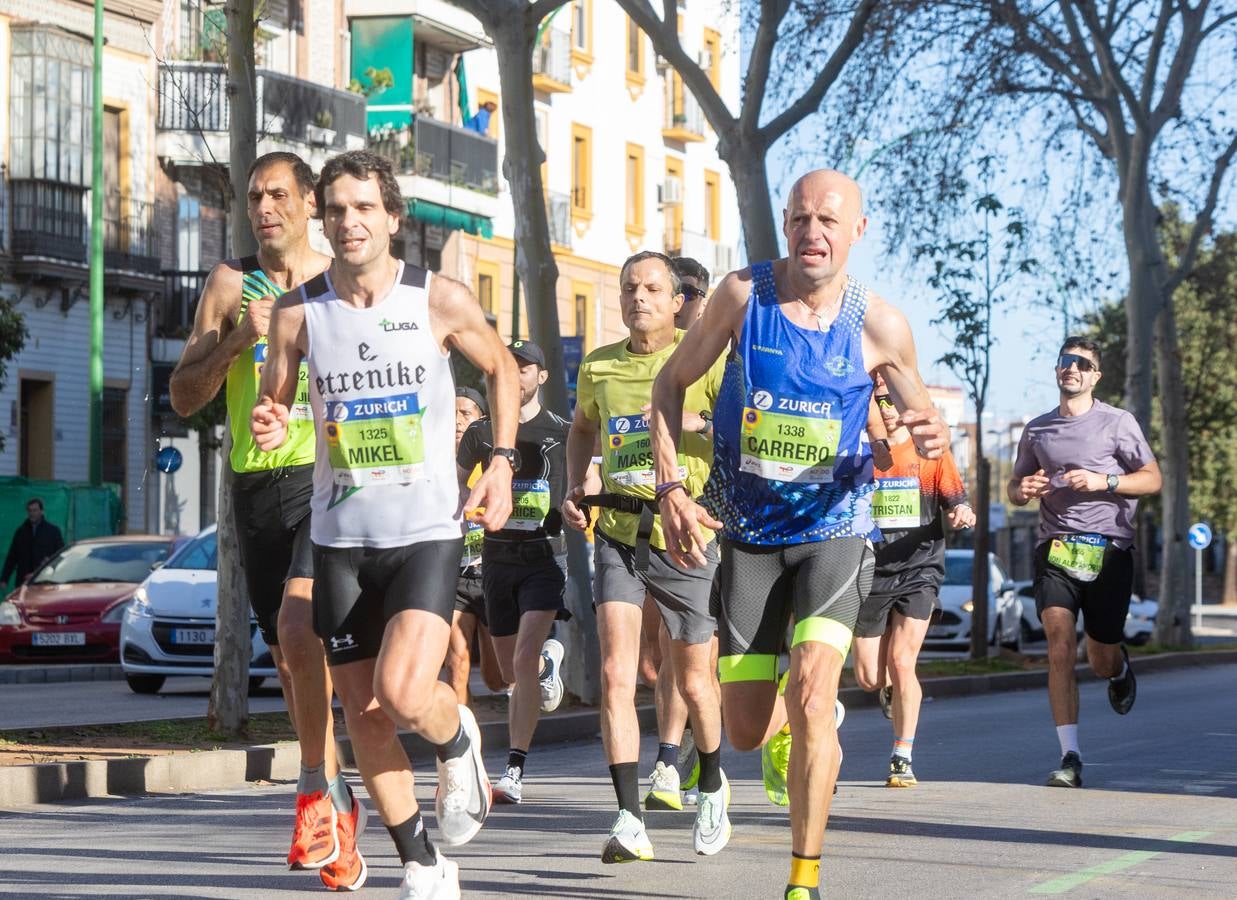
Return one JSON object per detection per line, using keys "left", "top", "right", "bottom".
{"left": 312, "top": 538, "right": 462, "bottom": 666}
{"left": 481, "top": 540, "right": 569, "bottom": 639}
{"left": 1034, "top": 539, "right": 1134, "bottom": 645}
{"left": 455, "top": 566, "right": 488, "bottom": 626}
{"left": 231, "top": 464, "right": 315, "bottom": 646}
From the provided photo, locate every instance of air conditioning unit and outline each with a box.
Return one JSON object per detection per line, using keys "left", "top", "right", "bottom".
{"left": 713, "top": 243, "right": 737, "bottom": 274}
{"left": 654, "top": 54, "right": 670, "bottom": 74}
{"left": 658, "top": 177, "right": 683, "bottom": 206}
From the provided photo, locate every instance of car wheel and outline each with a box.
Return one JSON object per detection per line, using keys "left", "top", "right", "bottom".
{"left": 126, "top": 674, "right": 165, "bottom": 695}
{"left": 248, "top": 676, "right": 267, "bottom": 694}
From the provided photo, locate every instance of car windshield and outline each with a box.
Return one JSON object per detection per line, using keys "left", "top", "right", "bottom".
{"left": 944, "top": 554, "right": 974, "bottom": 586}
{"left": 32, "top": 540, "right": 171, "bottom": 585}
{"left": 164, "top": 530, "right": 217, "bottom": 571}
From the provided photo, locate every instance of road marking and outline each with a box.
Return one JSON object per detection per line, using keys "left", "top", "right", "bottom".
{"left": 1029, "top": 830, "right": 1212, "bottom": 894}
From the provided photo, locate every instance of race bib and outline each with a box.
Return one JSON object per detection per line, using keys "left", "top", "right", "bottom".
{"left": 508, "top": 478, "right": 552, "bottom": 531}
{"left": 872, "top": 476, "right": 921, "bottom": 530}
{"left": 323, "top": 392, "right": 425, "bottom": 487}
{"left": 1048, "top": 533, "right": 1107, "bottom": 582}
{"left": 254, "top": 341, "right": 312, "bottom": 420}
{"left": 461, "top": 520, "right": 484, "bottom": 568}
{"left": 605, "top": 413, "right": 685, "bottom": 487}
{"left": 740, "top": 389, "right": 841, "bottom": 483}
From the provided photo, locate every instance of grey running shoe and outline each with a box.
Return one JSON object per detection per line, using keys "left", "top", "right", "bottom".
{"left": 878, "top": 685, "right": 893, "bottom": 720}
{"left": 886, "top": 755, "right": 917, "bottom": 788}
{"left": 539, "top": 638, "right": 565, "bottom": 712}
{"left": 678, "top": 726, "right": 700, "bottom": 791}
{"left": 1108, "top": 645, "right": 1136, "bottom": 715}
{"left": 1047, "top": 751, "right": 1083, "bottom": 788}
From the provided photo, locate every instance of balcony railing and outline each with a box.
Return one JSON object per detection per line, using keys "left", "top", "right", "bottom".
{"left": 157, "top": 62, "right": 366, "bottom": 151}
{"left": 547, "top": 191, "right": 571, "bottom": 247}
{"left": 10, "top": 178, "right": 88, "bottom": 263}
{"left": 104, "top": 196, "right": 159, "bottom": 274}
{"left": 663, "top": 78, "right": 706, "bottom": 139}
{"left": 159, "top": 270, "right": 210, "bottom": 337}
{"left": 369, "top": 117, "right": 499, "bottom": 195}
{"left": 532, "top": 29, "right": 572, "bottom": 89}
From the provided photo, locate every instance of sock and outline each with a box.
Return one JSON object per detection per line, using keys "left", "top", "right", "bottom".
{"left": 789, "top": 852, "right": 821, "bottom": 889}
{"left": 698, "top": 746, "right": 722, "bottom": 793}
{"left": 507, "top": 748, "right": 528, "bottom": 777}
{"left": 387, "top": 812, "right": 436, "bottom": 866}
{"left": 328, "top": 772, "right": 353, "bottom": 813}
{"left": 609, "top": 762, "right": 641, "bottom": 818}
{"left": 1056, "top": 724, "right": 1080, "bottom": 756}
{"left": 435, "top": 721, "right": 470, "bottom": 763}
{"left": 1110, "top": 659, "right": 1129, "bottom": 681}
{"left": 656, "top": 742, "right": 679, "bottom": 768}
{"left": 297, "top": 762, "right": 329, "bottom": 797}
{"left": 892, "top": 737, "right": 913, "bottom": 762}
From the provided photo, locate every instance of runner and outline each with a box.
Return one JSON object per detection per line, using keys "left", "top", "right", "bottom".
{"left": 561, "top": 251, "right": 731, "bottom": 862}
{"left": 853, "top": 374, "right": 974, "bottom": 788}
{"left": 252, "top": 149, "right": 519, "bottom": 897}
{"left": 1008, "top": 337, "right": 1160, "bottom": 788}
{"left": 168, "top": 151, "right": 363, "bottom": 888}
{"left": 649, "top": 170, "right": 950, "bottom": 899}
{"left": 673, "top": 255, "right": 711, "bottom": 329}
{"left": 457, "top": 339, "right": 570, "bottom": 804}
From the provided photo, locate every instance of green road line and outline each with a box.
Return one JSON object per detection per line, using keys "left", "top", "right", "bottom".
{"left": 1030, "top": 831, "right": 1213, "bottom": 894}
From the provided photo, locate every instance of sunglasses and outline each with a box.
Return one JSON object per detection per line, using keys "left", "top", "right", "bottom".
{"left": 681, "top": 285, "right": 706, "bottom": 301}
{"left": 875, "top": 394, "right": 895, "bottom": 410}
{"left": 1057, "top": 353, "right": 1096, "bottom": 373}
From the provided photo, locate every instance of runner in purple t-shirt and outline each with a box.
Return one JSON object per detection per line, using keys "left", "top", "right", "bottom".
{"left": 1009, "top": 336, "right": 1161, "bottom": 789}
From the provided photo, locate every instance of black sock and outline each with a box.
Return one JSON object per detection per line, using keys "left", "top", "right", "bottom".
{"left": 387, "top": 812, "right": 436, "bottom": 866}
{"left": 698, "top": 746, "right": 722, "bottom": 793}
{"left": 656, "top": 742, "right": 679, "bottom": 768}
{"left": 507, "top": 747, "right": 528, "bottom": 776}
{"left": 435, "top": 722, "right": 469, "bottom": 763}
{"left": 609, "top": 762, "right": 641, "bottom": 818}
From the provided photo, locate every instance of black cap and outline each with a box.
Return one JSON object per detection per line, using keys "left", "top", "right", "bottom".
{"left": 508, "top": 339, "right": 546, "bottom": 369}
{"left": 455, "top": 386, "right": 488, "bottom": 416}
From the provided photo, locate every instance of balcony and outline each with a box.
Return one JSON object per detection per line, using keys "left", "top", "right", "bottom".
{"left": 532, "top": 29, "right": 572, "bottom": 94}
{"left": 104, "top": 196, "right": 160, "bottom": 275}
{"left": 156, "top": 62, "right": 367, "bottom": 168}
{"left": 662, "top": 78, "right": 706, "bottom": 143}
{"left": 10, "top": 178, "right": 87, "bottom": 263}
{"left": 158, "top": 270, "right": 210, "bottom": 339}
{"left": 369, "top": 116, "right": 500, "bottom": 222}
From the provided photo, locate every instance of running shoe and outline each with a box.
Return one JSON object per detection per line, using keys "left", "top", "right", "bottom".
{"left": 761, "top": 726, "right": 791, "bottom": 807}
{"left": 886, "top": 755, "right": 917, "bottom": 788}
{"left": 1108, "top": 645, "right": 1137, "bottom": 715}
{"left": 692, "top": 771, "right": 732, "bottom": 855}
{"left": 1046, "top": 751, "right": 1083, "bottom": 788}
{"left": 398, "top": 850, "right": 461, "bottom": 900}
{"left": 678, "top": 726, "right": 701, "bottom": 791}
{"left": 785, "top": 887, "right": 821, "bottom": 900}
{"left": 540, "top": 638, "right": 565, "bottom": 712}
{"left": 878, "top": 684, "right": 893, "bottom": 720}
{"left": 493, "top": 766, "right": 523, "bottom": 804}
{"left": 643, "top": 760, "right": 682, "bottom": 811}
{"left": 287, "top": 790, "right": 339, "bottom": 870}
{"left": 601, "top": 809, "right": 654, "bottom": 863}
{"left": 319, "top": 796, "right": 368, "bottom": 891}
{"left": 435, "top": 705, "right": 492, "bottom": 846}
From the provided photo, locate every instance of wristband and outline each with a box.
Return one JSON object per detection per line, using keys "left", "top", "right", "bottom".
{"left": 654, "top": 481, "right": 686, "bottom": 502}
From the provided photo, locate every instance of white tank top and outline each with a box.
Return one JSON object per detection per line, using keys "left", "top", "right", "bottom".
{"left": 302, "top": 262, "right": 460, "bottom": 548}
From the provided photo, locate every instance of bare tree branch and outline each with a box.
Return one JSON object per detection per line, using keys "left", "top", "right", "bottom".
{"left": 1165, "top": 130, "right": 1237, "bottom": 293}
{"left": 1138, "top": 0, "right": 1173, "bottom": 110}
{"left": 1149, "top": 2, "right": 1210, "bottom": 133}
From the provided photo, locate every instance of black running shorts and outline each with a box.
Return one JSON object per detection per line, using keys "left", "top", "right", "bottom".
{"left": 1034, "top": 539, "right": 1134, "bottom": 645}
{"left": 481, "top": 541, "right": 569, "bottom": 639}
{"left": 855, "top": 570, "right": 941, "bottom": 638}
{"left": 312, "top": 538, "right": 462, "bottom": 666}
{"left": 231, "top": 464, "right": 315, "bottom": 646}
{"left": 455, "top": 566, "right": 487, "bottom": 626}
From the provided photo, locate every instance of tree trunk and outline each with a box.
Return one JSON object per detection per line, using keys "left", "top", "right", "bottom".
{"left": 970, "top": 450, "right": 991, "bottom": 660}
{"left": 721, "top": 139, "right": 779, "bottom": 264}
{"left": 209, "top": 0, "right": 257, "bottom": 737}
{"left": 1152, "top": 302, "right": 1193, "bottom": 646}
{"left": 1223, "top": 540, "right": 1237, "bottom": 606}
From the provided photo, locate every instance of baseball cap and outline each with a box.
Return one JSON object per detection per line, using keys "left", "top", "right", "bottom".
{"left": 508, "top": 339, "right": 546, "bottom": 369}
{"left": 455, "top": 386, "right": 488, "bottom": 416}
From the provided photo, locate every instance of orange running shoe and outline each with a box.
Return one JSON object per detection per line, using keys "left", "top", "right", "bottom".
{"left": 287, "top": 791, "right": 339, "bottom": 870}
{"left": 319, "top": 796, "right": 368, "bottom": 892}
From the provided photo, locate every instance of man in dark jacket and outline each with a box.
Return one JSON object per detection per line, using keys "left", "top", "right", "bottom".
{"left": 2, "top": 499, "right": 65, "bottom": 586}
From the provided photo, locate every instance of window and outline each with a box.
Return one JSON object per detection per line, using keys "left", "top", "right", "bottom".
{"left": 571, "top": 123, "right": 593, "bottom": 222}
{"left": 102, "top": 386, "right": 128, "bottom": 501}
{"left": 571, "top": 0, "right": 592, "bottom": 56}
{"left": 475, "top": 88, "right": 500, "bottom": 138}
{"left": 626, "top": 18, "right": 644, "bottom": 79}
{"left": 180, "top": 0, "right": 202, "bottom": 57}
{"left": 704, "top": 169, "right": 720, "bottom": 240}
{"left": 625, "top": 144, "right": 645, "bottom": 238}
{"left": 574, "top": 294, "right": 587, "bottom": 337}
{"left": 702, "top": 28, "right": 721, "bottom": 90}
{"left": 475, "top": 258, "right": 501, "bottom": 315}
{"left": 572, "top": 280, "right": 596, "bottom": 349}
{"left": 9, "top": 25, "right": 92, "bottom": 185}
{"left": 177, "top": 195, "right": 201, "bottom": 271}
{"left": 664, "top": 157, "right": 684, "bottom": 254}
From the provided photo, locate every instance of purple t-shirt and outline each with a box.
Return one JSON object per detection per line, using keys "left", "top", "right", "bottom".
{"left": 1012, "top": 400, "right": 1155, "bottom": 547}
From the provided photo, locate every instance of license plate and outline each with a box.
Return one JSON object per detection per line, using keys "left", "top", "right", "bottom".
{"left": 171, "top": 628, "right": 215, "bottom": 645}
{"left": 32, "top": 632, "right": 85, "bottom": 646}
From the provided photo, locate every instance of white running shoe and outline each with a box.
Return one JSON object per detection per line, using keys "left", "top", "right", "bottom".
{"left": 493, "top": 766, "right": 523, "bottom": 804}
{"left": 539, "top": 638, "right": 565, "bottom": 712}
{"left": 601, "top": 809, "right": 654, "bottom": 863}
{"left": 398, "top": 850, "right": 461, "bottom": 900}
{"left": 835, "top": 698, "right": 846, "bottom": 728}
{"left": 692, "top": 771, "right": 732, "bottom": 856}
{"left": 435, "top": 705, "right": 491, "bottom": 847}
{"left": 643, "top": 760, "right": 682, "bottom": 811}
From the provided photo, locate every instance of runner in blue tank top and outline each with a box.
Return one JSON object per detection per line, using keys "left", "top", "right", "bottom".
{"left": 649, "top": 170, "right": 951, "bottom": 900}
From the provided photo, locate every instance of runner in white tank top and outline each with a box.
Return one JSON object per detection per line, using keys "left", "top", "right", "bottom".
{"left": 251, "top": 150, "right": 521, "bottom": 895}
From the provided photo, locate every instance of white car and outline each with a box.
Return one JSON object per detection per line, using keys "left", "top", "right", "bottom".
{"left": 120, "top": 525, "right": 277, "bottom": 694}
{"left": 1016, "top": 579, "right": 1153, "bottom": 645}
{"left": 927, "top": 549, "right": 1024, "bottom": 651}
{"left": 1015, "top": 579, "right": 1084, "bottom": 642}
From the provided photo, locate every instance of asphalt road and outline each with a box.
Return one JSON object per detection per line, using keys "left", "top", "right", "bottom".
{"left": 2, "top": 663, "right": 1235, "bottom": 898}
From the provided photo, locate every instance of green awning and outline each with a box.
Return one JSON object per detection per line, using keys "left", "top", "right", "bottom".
{"left": 407, "top": 199, "right": 493, "bottom": 238}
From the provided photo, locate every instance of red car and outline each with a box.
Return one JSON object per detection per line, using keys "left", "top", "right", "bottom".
{"left": 0, "top": 535, "right": 183, "bottom": 663}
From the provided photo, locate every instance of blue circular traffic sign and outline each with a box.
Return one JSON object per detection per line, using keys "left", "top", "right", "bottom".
{"left": 156, "top": 446, "right": 183, "bottom": 474}
{"left": 1188, "top": 522, "right": 1212, "bottom": 550}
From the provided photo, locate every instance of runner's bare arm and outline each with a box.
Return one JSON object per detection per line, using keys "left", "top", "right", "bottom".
{"left": 169, "top": 261, "right": 264, "bottom": 416}
{"left": 562, "top": 405, "right": 601, "bottom": 532}
{"left": 1062, "top": 460, "right": 1161, "bottom": 496}
{"left": 251, "top": 293, "right": 306, "bottom": 451}
{"left": 862, "top": 298, "right": 950, "bottom": 458}
{"left": 430, "top": 275, "right": 518, "bottom": 531}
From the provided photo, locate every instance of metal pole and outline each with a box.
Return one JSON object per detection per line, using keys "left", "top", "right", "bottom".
{"left": 1195, "top": 546, "right": 1203, "bottom": 630}
{"left": 88, "top": 0, "right": 104, "bottom": 486}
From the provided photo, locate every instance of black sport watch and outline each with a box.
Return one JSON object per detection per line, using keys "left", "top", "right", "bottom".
{"left": 490, "top": 446, "right": 522, "bottom": 470}
{"left": 1106, "top": 473, "right": 1119, "bottom": 493}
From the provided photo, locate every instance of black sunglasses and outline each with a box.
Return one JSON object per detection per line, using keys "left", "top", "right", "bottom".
{"left": 681, "top": 285, "right": 706, "bottom": 301}
{"left": 1057, "top": 353, "right": 1096, "bottom": 373}
{"left": 875, "top": 394, "right": 895, "bottom": 409}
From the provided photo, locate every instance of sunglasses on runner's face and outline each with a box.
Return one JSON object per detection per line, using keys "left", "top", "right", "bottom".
{"left": 1057, "top": 353, "right": 1097, "bottom": 373}
{"left": 681, "top": 285, "right": 705, "bottom": 301}
{"left": 875, "top": 394, "right": 895, "bottom": 410}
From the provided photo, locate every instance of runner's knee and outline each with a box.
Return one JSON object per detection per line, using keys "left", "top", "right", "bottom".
{"left": 601, "top": 655, "right": 637, "bottom": 703}
{"left": 373, "top": 672, "right": 436, "bottom": 731}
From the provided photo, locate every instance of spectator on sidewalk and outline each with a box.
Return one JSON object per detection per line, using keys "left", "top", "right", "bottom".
{"left": 2, "top": 499, "right": 65, "bottom": 587}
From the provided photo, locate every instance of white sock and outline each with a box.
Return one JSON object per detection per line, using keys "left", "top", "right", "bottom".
{"left": 1056, "top": 724, "right": 1080, "bottom": 756}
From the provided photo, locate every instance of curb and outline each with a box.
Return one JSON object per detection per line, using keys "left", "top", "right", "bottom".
{"left": 0, "top": 664, "right": 125, "bottom": 685}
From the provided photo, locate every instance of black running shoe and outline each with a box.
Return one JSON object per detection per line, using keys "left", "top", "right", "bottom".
{"left": 878, "top": 685, "right": 893, "bottom": 720}
{"left": 1046, "top": 751, "right": 1083, "bottom": 788}
{"left": 1107, "top": 645, "right": 1136, "bottom": 715}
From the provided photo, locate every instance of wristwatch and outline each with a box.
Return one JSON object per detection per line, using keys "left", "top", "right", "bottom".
{"left": 1106, "top": 474, "right": 1120, "bottom": 493}
{"left": 490, "top": 447, "right": 522, "bottom": 470}
{"left": 699, "top": 409, "right": 713, "bottom": 436}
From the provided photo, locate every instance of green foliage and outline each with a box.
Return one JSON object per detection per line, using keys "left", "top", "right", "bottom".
{"left": 0, "top": 300, "right": 28, "bottom": 451}
{"left": 348, "top": 67, "right": 394, "bottom": 97}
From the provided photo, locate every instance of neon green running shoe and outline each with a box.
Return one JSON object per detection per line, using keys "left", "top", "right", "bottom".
{"left": 761, "top": 725, "right": 792, "bottom": 807}
{"left": 785, "top": 886, "right": 820, "bottom": 899}
{"left": 678, "top": 727, "right": 700, "bottom": 792}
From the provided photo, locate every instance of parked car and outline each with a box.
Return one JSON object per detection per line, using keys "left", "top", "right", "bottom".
{"left": 120, "top": 525, "right": 277, "bottom": 694}
{"left": 0, "top": 535, "right": 181, "bottom": 663}
{"left": 927, "top": 550, "right": 1024, "bottom": 651}
{"left": 1015, "top": 579, "right": 1084, "bottom": 642}
{"left": 1016, "top": 579, "right": 1152, "bottom": 644}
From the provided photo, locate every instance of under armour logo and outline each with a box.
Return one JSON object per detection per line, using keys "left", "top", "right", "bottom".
{"left": 330, "top": 634, "right": 356, "bottom": 650}
{"left": 358, "top": 342, "right": 377, "bottom": 362}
